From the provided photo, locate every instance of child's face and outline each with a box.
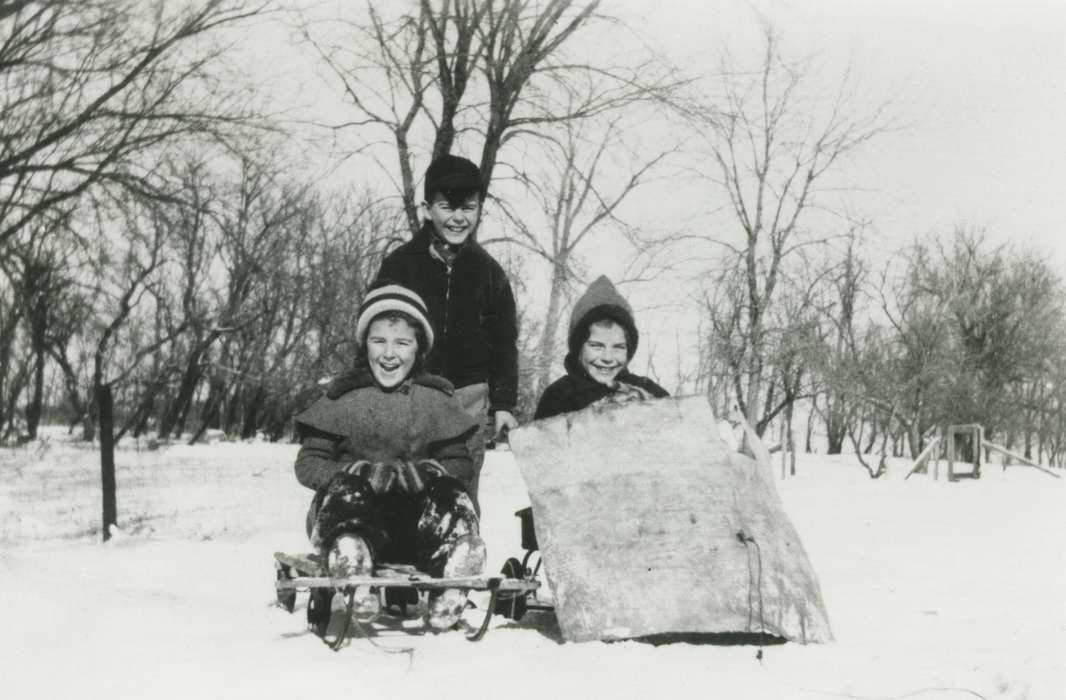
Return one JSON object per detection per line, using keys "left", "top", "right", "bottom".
{"left": 366, "top": 317, "right": 419, "bottom": 389}
{"left": 580, "top": 321, "right": 629, "bottom": 387}
{"left": 425, "top": 192, "right": 480, "bottom": 245}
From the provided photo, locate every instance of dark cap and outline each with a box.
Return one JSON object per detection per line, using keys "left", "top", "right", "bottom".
{"left": 424, "top": 154, "right": 482, "bottom": 201}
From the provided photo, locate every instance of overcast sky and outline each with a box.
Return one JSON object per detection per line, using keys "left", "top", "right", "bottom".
{"left": 254, "top": 0, "right": 1065, "bottom": 270}
{"left": 607, "top": 0, "right": 1066, "bottom": 271}
{"left": 241, "top": 1, "right": 1066, "bottom": 384}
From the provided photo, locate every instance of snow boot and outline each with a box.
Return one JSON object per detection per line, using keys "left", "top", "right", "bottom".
{"left": 426, "top": 533, "right": 486, "bottom": 631}
{"left": 327, "top": 534, "right": 379, "bottom": 622}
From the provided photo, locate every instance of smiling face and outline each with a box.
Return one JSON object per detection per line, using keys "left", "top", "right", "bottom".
{"left": 365, "top": 315, "right": 420, "bottom": 389}
{"left": 425, "top": 192, "right": 481, "bottom": 245}
{"left": 579, "top": 321, "right": 629, "bottom": 387}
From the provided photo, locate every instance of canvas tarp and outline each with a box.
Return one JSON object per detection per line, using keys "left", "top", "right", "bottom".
{"left": 509, "top": 395, "right": 832, "bottom": 643}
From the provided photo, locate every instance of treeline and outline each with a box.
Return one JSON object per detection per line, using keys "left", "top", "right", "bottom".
{"left": 697, "top": 228, "right": 1066, "bottom": 469}
{"left": 1, "top": 1, "right": 1063, "bottom": 472}
{"left": 824, "top": 230, "right": 1066, "bottom": 466}
{"left": 0, "top": 0, "right": 686, "bottom": 445}
{"left": 0, "top": 2, "right": 401, "bottom": 444}
{"left": 2, "top": 153, "right": 407, "bottom": 443}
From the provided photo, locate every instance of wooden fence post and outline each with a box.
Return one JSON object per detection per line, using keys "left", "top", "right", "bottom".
{"left": 98, "top": 384, "right": 117, "bottom": 542}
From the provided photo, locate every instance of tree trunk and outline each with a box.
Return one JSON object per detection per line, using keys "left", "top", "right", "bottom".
{"left": 825, "top": 403, "right": 846, "bottom": 455}
{"left": 906, "top": 420, "right": 920, "bottom": 461}
{"left": 189, "top": 378, "right": 226, "bottom": 444}
{"left": 223, "top": 383, "right": 241, "bottom": 435}
{"left": 786, "top": 400, "right": 796, "bottom": 476}
{"left": 158, "top": 350, "right": 206, "bottom": 439}
{"left": 535, "top": 263, "right": 568, "bottom": 397}
{"left": 26, "top": 346, "right": 45, "bottom": 440}
{"left": 779, "top": 420, "right": 787, "bottom": 480}
{"left": 823, "top": 393, "right": 847, "bottom": 455}
{"left": 744, "top": 356, "right": 763, "bottom": 435}
{"left": 240, "top": 384, "right": 265, "bottom": 439}
{"left": 48, "top": 347, "right": 88, "bottom": 436}
{"left": 117, "top": 377, "right": 166, "bottom": 444}
{"left": 0, "top": 310, "right": 18, "bottom": 438}
{"left": 805, "top": 398, "right": 816, "bottom": 453}
{"left": 862, "top": 417, "right": 877, "bottom": 454}
{"left": 97, "top": 383, "right": 117, "bottom": 543}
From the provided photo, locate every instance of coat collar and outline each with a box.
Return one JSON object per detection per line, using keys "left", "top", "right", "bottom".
{"left": 325, "top": 368, "right": 455, "bottom": 399}
{"left": 415, "top": 221, "right": 477, "bottom": 263}
{"left": 562, "top": 354, "right": 643, "bottom": 394}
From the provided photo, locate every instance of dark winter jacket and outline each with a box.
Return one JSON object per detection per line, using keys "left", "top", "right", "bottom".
{"left": 534, "top": 356, "right": 670, "bottom": 419}
{"left": 293, "top": 369, "right": 478, "bottom": 492}
{"left": 375, "top": 223, "right": 518, "bottom": 414}
{"left": 534, "top": 275, "right": 668, "bottom": 420}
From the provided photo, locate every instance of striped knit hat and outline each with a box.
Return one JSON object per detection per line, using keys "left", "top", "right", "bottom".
{"left": 355, "top": 285, "right": 435, "bottom": 352}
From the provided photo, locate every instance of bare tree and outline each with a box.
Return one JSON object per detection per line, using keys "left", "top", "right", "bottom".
{"left": 0, "top": 223, "right": 81, "bottom": 439}
{"left": 870, "top": 247, "right": 956, "bottom": 458}
{"left": 297, "top": 0, "right": 682, "bottom": 236}
{"left": 0, "top": 275, "right": 29, "bottom": 440}
{"left": 0, "top": 0, "right": 271, "bottom": 446}
{"left": 82, "top": 189, "right": 190, "bottom": 537}
{"left": 489, "top": 114, "right": 676, "bottom": 394}
{"left": 811, "top": 228, "right": 869, "bottom": 454}
{"left": 0, "top": 0, "right": 267, "bottom": 253}
{"left": 915, "top": 229, "right": 1063, "bottom": 450}
{"left": 695, "top": 26, "right": 889, "bottom": 434}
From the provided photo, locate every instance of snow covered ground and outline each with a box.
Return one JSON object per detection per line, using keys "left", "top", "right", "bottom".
{"left": 1, "top": 429, "right": 1063, "bottom": 700}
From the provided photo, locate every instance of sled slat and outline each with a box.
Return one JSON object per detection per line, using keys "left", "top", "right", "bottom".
{"left": 273, "top": 552, "right": 453, "bottom": 579}
{"left": 276, "top": 575, "right": 537, "bottom": 593}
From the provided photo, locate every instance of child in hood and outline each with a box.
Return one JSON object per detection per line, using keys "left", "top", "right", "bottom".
{"left": 293, "top": 285, "right": 485, "bottom": 632}
{"left": 535, "top": 275, "right": 668, "bottom": 420}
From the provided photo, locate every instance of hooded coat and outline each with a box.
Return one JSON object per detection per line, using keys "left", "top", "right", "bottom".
{"left": 534, "top": 276, "right": 668, "bottom": 420}
{"left": 293, "top": 369, "right": 478, "bottom": 492}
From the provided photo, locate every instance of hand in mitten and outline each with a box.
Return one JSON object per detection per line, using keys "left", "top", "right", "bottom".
{"left": 392, "top": 460, "right": 425, "bottom": 495}
{"left": 343, "top": 460, "right": 395, "bottom": 494}
{"left": 392, "top": 459, "right": 448, "bottom": 496}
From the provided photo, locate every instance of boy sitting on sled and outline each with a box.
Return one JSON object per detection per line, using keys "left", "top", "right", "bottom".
{"left": 535, "top": 275, "right": 668, "bottom": 419}
{"left": 293, "top": 285, "right": 485, "bottom": 631}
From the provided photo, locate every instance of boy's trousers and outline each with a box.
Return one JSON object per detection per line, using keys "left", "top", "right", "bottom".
{"left": 452, "top": 382, "right": 489, "bottom": 516}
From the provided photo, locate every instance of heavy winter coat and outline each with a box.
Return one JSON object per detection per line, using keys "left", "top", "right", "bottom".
{"left": 535, "top": 276, "right": 668, "bottom": 420}
{"left": 375, "top": 223, "right": 518, "bottom": 413}
{"left": 293, "top": 369, "right": 478, "bottom": 492}
{"left": 534, "top": 356, "right": 669, "bottom": 420}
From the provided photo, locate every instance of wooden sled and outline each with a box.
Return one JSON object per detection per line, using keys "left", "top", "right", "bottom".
{"left": 509, "top": 396, "right": 833, "bottom": 644}
{"left": 274, "top": 552, "right": 540, "bottom": 648}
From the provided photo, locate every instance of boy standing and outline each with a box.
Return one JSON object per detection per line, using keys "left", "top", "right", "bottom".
{"left": 374, "top": 154, "right": 519, "bottom": 512}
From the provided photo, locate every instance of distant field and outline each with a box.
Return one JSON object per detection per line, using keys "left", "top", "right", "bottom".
{"left": 0, "top": 429, "right": 305, "bottom": 542}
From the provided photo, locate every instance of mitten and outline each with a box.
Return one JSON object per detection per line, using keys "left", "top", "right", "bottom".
{"left": 343, "top": 460, "right": 395, "bottom": 494}
{"left": 393, "top": 459, "right": 448, "bottom": 496}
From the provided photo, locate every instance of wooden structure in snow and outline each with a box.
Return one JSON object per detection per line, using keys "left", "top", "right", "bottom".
{"left": 905, "top": 424, "right": 1060, "bottom": 480}
{"left": 946, "top": 423, "right": 982, "bottom": 481}
{"left": 984, "top": 439, "right": 1061, "bottom": 479}
{"left": 509, "top": 395, "right": 833, "bottom": 644}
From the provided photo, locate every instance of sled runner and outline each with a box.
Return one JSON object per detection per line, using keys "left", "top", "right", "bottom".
{"left": 496, "top": 506, "right": 556, "bottom": 621}
{"left": 274, "top": 551, "right": 540, "bottom": 647}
